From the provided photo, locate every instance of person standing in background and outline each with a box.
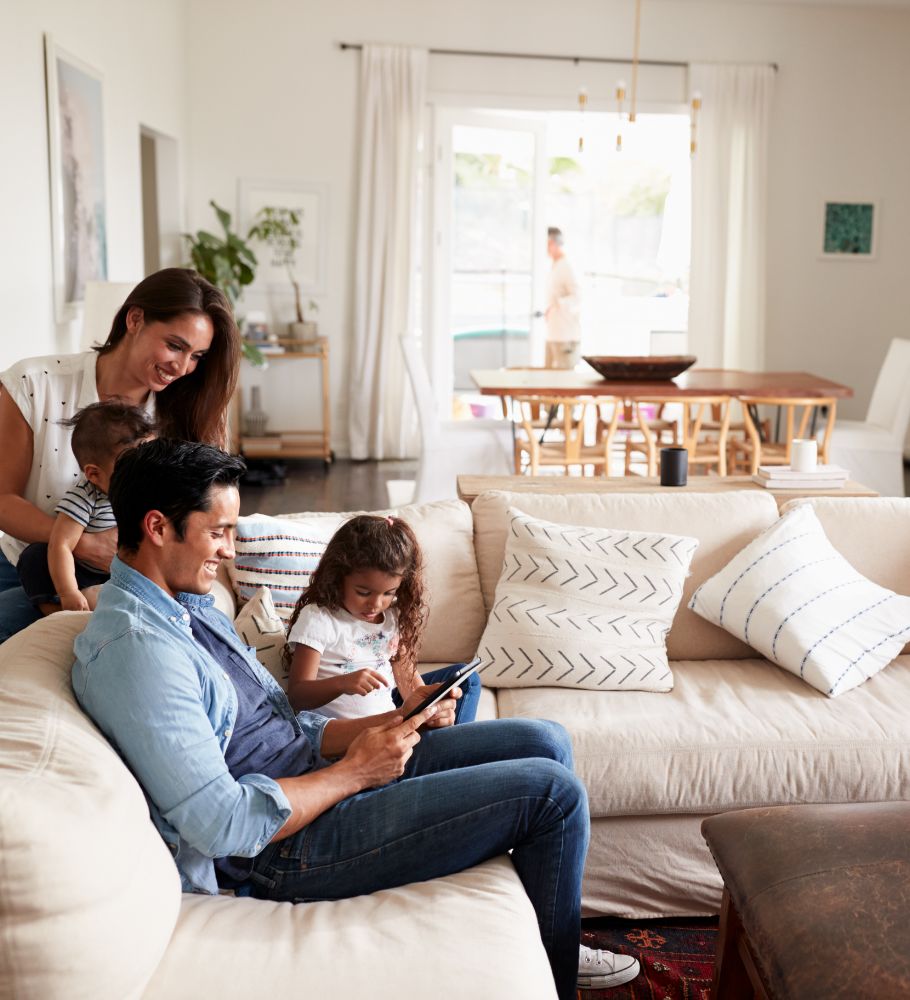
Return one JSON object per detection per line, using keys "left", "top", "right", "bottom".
{"left": 544, "top": 227, "right": 582, "bottom": 369}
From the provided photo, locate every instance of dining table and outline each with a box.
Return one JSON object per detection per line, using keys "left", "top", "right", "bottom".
{"left": 469, "top": 367, "right": 854, "bottom": 401}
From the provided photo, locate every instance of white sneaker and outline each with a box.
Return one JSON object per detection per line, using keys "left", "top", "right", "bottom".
{"left": 578, "top": 944, "right": 641, "bottom": 990}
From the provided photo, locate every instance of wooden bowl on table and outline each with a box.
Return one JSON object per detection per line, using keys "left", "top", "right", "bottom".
{"left": 583, "top": 355, "right": 697, "bottom": 381}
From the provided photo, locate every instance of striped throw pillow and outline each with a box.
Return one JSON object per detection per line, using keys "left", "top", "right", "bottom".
{"left": 229, "top": 514, "right": 343, "bottom": 619}
{"left": 690, "top": 503, "right": 910, "bottom": 697}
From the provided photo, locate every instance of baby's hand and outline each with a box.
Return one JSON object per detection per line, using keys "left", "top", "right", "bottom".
{"left": 59, "top": 590, "right": 90, "bottom": 612}
{"left": 342, "top": 668, "right": 390, "bottom": 697}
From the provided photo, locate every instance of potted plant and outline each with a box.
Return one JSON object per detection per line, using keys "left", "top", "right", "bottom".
{"left": 247, "top": 206, "right": 318, "bottom": 347}
{"left": 183, "top": 200, "right": 264, "bottom": 365}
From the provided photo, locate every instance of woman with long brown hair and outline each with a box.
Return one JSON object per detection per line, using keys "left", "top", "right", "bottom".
{"left": 0, "top": 267, "right": 240, "bottom": 642}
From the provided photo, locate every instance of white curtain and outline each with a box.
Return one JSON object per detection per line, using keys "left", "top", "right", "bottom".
{"left": 349, "top": 45, "right": 427, "bottom": 460}
{"left": 689, "top": 64, "right": 775, "bottom": 371}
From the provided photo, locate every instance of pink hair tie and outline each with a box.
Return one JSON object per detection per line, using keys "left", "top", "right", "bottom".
{"left": 386, "top": 515, "right": 394, "bottom": 526}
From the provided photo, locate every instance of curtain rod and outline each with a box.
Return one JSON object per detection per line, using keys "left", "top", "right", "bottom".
{"left": 338, "top": 42, "right": 778, "bottom": 73}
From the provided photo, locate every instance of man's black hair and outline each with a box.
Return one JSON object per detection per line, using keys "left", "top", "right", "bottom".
{"left": 109, "top": 438, "right": 246, "bottom": 553}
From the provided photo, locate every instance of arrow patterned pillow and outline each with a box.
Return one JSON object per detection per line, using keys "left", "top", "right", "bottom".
{"left": 234, "top": 585, "right": 290, "bottom": 688}
{"left": 475, "top": 508, "right": 698, "bottom": 691}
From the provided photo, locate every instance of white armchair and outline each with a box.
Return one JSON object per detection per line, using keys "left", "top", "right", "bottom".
{"left": 394, "top": 336, "right": 512, "bottom": 504}
{"left": 830, "top": 338, "right": 910, "bottom": 497}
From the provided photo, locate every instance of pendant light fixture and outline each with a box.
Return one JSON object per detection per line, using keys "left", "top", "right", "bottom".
{"left": 615, "top": 0, "right": 641, "bottom": 152}
{"left": 578, "top": 86, "right": 588, "bottom": 153}
{"left": 628, "top": 0, "right": 642, "bottom": 124}
{"left": 615, "top": 79, "right": 626, "bottom": 151}
{"left": 690, "top": 90, "right": 702, "bottom": 155}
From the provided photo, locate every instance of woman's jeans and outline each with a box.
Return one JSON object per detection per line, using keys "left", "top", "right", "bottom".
{"left": 392, "top": 662, "right": 482, "bottom": 725}
{"left": 0, "top": 549, "right": 40, "bottom": 644}
{"left": 248, "top": 718, "right": 589, "bottom": 1000}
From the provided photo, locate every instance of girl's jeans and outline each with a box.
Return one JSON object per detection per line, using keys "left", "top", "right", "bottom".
{"left": 248, "top": 718, "right": 589, "bottom": 1000}
{"left": 0, "top": 549, "right": 40, "bottom": 644}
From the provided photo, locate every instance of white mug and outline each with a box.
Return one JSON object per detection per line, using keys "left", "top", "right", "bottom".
{"left": 791, "top": 438, "right": 818, "bottom": 473}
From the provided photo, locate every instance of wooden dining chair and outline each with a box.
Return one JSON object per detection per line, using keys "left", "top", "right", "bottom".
{"left": 738, "top": 396, "right": 838, "bottom": 474}
{"left": 639, "top": 396, "right": 733, "bottom": 476}
{"left": 594, "top": 400, "right": 671, "bottom": 476}
{"left": 511, "top": 395, "right": 608, "bottom": 476}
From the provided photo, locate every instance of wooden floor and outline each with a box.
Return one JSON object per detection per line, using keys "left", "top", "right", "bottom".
{"left": 239, "top": 458, "right": 417, "bottom": 516}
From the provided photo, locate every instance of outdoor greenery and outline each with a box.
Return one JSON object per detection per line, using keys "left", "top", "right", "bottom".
{"left": 455, "top": 152, "right": 530, "bottom": 189}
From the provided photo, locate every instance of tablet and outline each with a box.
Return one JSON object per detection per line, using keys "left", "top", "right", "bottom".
{"left": 402, "top": 658, "right": 483, "bottom": 721}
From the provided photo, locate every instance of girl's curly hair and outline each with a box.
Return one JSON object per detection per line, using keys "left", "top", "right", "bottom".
{"left": 285, "top": 515, "right": 427, "bottom": 682}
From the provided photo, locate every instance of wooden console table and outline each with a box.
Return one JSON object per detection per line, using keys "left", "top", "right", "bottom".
{"left": 456, "top": 475, "right": 878, "bottom": 511}
{"left": 234, "top": 338, "right": 332, "bottom": 466}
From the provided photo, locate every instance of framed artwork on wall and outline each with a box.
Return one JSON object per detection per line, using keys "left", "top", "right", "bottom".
{"left": 821, "top": 200, "right": 877, "bottom": 260}
{"left": 239, "top": 179, "right": 328, "bottom": 295}
{"left": 44, "top": 35, "right": 108, "bottom": 322}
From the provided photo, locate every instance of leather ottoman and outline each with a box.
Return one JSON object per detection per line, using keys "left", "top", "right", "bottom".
{"left": 702, "top": 803, "right": 910, "bottom": 999}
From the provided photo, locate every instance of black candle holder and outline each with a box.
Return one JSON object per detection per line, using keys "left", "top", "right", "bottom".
{"left": 660, "top": 447, "right": 688, "bottom": 487}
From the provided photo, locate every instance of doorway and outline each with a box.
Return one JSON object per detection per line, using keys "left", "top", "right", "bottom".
{"left": 429, "top": 106, "right": 692, "bottom": 418}
{"left": 139, "top": 126, "right": 181, "bottom": 275}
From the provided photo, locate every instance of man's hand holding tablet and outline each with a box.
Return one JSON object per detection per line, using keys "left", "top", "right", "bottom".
{"left": 400, "top": 660, "right": 482, "bottom": 728}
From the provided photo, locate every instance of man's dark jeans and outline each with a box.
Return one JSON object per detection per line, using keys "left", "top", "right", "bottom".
{"left": 248, "top": 718, "right": 589, "bottom": 1000}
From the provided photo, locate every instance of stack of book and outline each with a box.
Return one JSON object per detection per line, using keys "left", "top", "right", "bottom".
{"left": 752, "top": 465, "right": 850, "bottom": 490}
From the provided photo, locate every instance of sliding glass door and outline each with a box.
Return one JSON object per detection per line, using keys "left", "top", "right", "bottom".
{"left": 430, "top": 109, "right": 548, "bottom": 419}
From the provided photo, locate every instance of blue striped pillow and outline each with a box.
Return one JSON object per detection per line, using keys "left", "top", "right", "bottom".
{"left": 230, "top": 514, "right": 343, "bottom": 619}
{"left": 689, "top": 503, "right": 910, "bottom": 697}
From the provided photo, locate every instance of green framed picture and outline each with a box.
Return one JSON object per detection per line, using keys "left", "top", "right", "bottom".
{"left": 822, "top": 201, "right": 877, "bottom": 259}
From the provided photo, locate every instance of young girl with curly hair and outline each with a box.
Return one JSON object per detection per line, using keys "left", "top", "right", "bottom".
{"left": 285, "top": 514, "right": 480, "bottom": 724}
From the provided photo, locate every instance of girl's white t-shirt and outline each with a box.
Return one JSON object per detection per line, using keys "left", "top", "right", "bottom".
{"left": 288, "top": 604, "right": 400, "bottom": 720}
{"left": 0, "top": 351, "right": 155, "bottom": 565}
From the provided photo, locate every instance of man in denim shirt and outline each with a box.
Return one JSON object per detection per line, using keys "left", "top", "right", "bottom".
{"left": 72, "top": 439, "right": 639, "bottom": 998}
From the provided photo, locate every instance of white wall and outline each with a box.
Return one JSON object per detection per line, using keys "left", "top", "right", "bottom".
{"left": 183, "top": 0, "right": 910, "bottom": 452}
{"left": 4, "top": 1, "right": 907, "bottom": 440}
{"left": 0, "top": 0, "right": 188, "bottom": 371}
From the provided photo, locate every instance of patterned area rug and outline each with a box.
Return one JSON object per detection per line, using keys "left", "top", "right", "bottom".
{"left": 579, "top": 916, "right": 718, "bottom": 999}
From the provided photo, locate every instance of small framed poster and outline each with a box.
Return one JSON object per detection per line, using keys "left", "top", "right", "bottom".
{"left": 239, "top": 179, "right": 328, "bottom": 294}
{"left": 821, "top": 200, "right": 877, "bottom": 259}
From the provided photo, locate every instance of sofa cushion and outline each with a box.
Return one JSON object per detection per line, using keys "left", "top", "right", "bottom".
{"left": 247, "top": 500, "right": 486, "bottom": 665}
{"left": 495, "top": 655, "right": 910, "bottom": 819}
{"left": 779, "top": 497, "right": 910, "bottom": 597}
{"left": 782, "top": 498, "right": 910, "bottom": 657}
{"left": 476, "top": 508, "right": 696, "bottom": 691}
{"left": 0, "top": 614, "right": 181, "bottom": 1000}
{"left": 471, "top": 491, "right": 780, "bottom": 661}
{"left": 228, "top": 513, "right": 341, "bottom": 616}
{"left": 689, "top": 503, "right": 910, "bottom": 696}
{"left": 234, "top": 585, "right": 289, "bottom": 687}
{"left": 142, "top": 857, "right": 556, "bottom": 1000}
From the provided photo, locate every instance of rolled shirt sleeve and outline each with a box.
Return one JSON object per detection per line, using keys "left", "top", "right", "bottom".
{"left": 73, "top": 627, "right": 291, "bottom": 859}
{"left": 296, "top": 708, "right": 332, "bottom": 749}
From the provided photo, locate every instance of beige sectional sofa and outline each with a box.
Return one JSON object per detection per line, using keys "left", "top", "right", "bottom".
{"left": 2, "top": 488, "right": 909, "bottom": 997}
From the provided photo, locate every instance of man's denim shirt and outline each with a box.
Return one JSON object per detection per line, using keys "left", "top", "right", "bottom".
{"left": 72, "top": 557, "right": 330, "bottom": 895}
